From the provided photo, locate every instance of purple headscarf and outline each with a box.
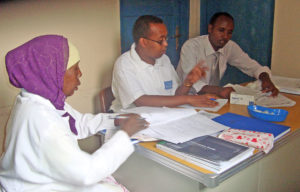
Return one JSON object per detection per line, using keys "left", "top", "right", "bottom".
{"left": 6, "top": 35, "right": 78, "bottom": 135}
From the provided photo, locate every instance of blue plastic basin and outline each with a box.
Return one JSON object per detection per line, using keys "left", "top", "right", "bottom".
{"left": 247, "top": 105, "right": 288, "bottom": 122}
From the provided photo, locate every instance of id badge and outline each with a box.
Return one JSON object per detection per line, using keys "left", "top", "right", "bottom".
{"left": 164, "top": 80, "right": 173, "bottom": 90}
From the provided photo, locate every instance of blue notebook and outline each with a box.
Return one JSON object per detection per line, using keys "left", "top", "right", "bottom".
{"left": 213, "top": 113, "right": 290, "bottom": 140}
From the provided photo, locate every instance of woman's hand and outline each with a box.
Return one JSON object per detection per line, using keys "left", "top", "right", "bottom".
{"left": 116, "top": 114, "right": 149, "bottom": 137}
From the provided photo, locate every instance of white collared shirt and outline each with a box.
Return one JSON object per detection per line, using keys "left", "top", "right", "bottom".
{"left": 0, "top": 90, "right": 134, "bottom": 192}
{"left": 176, "top": 35, "right": 271, "bottom": 92}
{"left": 111, "top": 43, "right": 180, "bottom": 112}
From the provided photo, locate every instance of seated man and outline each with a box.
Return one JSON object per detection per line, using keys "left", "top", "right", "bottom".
{"left": 176, "top": 12, "right": 279, "bottom": 99}
{"left": 111, "top": 15, "right": 218, "bottom": 112}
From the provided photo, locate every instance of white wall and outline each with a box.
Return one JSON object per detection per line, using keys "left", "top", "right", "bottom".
{"left": 0, "top": 0, "right": 120, "bottom": 113}
{"left": 189, "top": 0, "right": 200, "bottom": 38}
{"left": 271, "top": 0, "right": 300, "bottom": 78}
{"left": 0, "top": 0, "right": 121, "bottom": 153}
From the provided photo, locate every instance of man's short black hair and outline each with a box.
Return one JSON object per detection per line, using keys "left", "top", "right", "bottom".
{"left": 132, "top": 15, "right": 164, "bottom": 44}
{"left": 209, "top": 12, "right": 234, "bottom": 25}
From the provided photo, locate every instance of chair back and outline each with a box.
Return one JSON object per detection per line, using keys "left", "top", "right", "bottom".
{"left": 99, "top": 86, "right": 115, "bottom": 113}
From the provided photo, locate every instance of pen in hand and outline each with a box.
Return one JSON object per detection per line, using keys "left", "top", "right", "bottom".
{"left": 113, "top": 114, "right": 149, "bottom": 137}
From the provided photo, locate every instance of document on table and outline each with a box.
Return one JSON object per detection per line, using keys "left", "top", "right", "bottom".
{"left": 226, "top": 83, "right": 296, "bottom": 107}
{"left": 255, "top": 94, "right": 295, "bottom": 107}
{"left": 121, "top": 107, "right": 228, "bottom": 143}
{"left": 179, "top": 99, "right": 228, "bottom": 112}
{"left": 271, "top": 75, "right": 300, "bottom": 95}
{"left": 122, "top": 106, "right": 197, "bottom": 126}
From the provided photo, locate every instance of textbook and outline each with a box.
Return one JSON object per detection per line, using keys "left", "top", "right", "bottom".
{"left": 156, "top": 135, "right": 254, "bottom": 174}
{"left": 212, "top": 112, "right": 290, "bottom": 140}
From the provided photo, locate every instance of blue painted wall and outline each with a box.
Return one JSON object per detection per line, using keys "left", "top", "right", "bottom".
{"left": 120, "top": 0, "right": 189, "bottom": 68}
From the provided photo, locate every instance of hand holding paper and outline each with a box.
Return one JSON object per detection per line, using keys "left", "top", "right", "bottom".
{"left": 115, "top": 113, "right": 149, "bottom": 137}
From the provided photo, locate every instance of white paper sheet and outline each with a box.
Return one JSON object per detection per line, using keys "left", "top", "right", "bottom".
{"left": 122, "top": 107, "right": 228, "bottom": 143}
{"left": 121, "top": 106, "right": 197, "bottom": 126}
{"left": 179, "top": 99, "right": 228, "bottom": 112}
{"left": 271, "top": 75, "right": 300, "bottom": 95}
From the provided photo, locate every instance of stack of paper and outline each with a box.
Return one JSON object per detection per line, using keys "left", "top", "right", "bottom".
{"left": 121, "top": 107, "right": 228, "bottom": 143}
{"left": 156, "top": 135, "right": 254, "bottom": 174}
{"left": 271, "top": 75, "right": 300, "bottom": 95}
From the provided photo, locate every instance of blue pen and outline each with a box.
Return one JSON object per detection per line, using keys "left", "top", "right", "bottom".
{"left": 210, "top": 98, "right": 216, "bottom": 101}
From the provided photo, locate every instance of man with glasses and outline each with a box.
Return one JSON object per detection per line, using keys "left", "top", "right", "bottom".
{"left": 177, "top": 12, "right": 278, "bottom": 99}
{"left": 111, "top": 15, "right": 217, "bottom": 112}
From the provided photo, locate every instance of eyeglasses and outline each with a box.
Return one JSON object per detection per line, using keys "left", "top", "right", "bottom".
{"left": 143, "top": 37, "right": 168, "bottom": 45}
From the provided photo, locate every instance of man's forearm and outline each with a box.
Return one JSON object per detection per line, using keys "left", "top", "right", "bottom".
{"left": 134, "top": 95, "right": 190, "bottom": 107}
{"left": 175, "top": 83, "right": 193, "bottom": 95}
{"left": 198, "top": 85, "right": 222, "bottom": 95}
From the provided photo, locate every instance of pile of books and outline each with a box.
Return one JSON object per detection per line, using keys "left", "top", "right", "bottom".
{"left": 155, "top": 111, "right": 291, "bottom": 174}
{"left": 156, "top": 135, "right": 254, "bottom": 174}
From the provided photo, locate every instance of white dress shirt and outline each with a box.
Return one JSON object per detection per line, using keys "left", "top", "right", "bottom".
{"left": 0, "top": 90, "right": 134, "bottom": 192}
{"left": 177, "top": 35, "right": 271, "bottom": 92}
{"left": 111, "top": 43, "right": 180, "bottom": 112}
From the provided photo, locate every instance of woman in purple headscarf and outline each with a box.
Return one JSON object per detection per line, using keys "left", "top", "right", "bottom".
{"left": 0, "top": 35, "right": 148, "bottom": 192}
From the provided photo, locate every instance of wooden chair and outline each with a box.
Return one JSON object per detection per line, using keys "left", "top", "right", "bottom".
{"left": 98, "top": 86, "right": 115, "bottom": 145}
{"left": 99, "top": 86, "right": 115, "bottom": 113}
